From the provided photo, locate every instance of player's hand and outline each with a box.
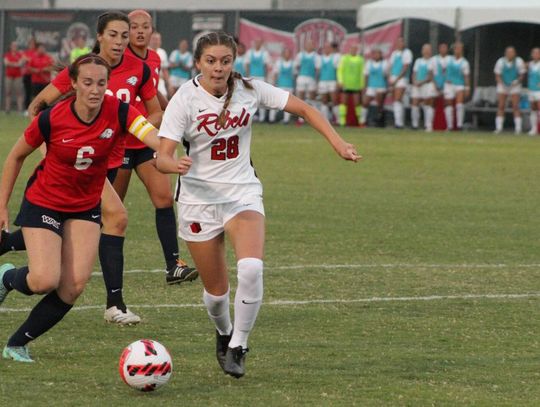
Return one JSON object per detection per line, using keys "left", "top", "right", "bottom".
{"left": 336, "top": 142, "right": 362, "bottom": 163}
{"left": 176, "top": 156, "right": 193, "bottom": 175}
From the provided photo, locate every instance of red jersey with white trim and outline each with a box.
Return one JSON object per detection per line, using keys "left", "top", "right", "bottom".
{"left": 51, "top": 53, "right": 156, "bottom": 168}
{"left": 24, "top": 94, "right": 143, "bottom": 212}
{"left": 124, "top": 45, "right": 161, "bottom": 149}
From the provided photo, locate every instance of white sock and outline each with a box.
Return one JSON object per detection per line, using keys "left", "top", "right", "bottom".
{"left": 321, "top": 104, "right": 330, "bottom": 121}
{"left": 530, "top": 111, "right": 538, "bottom": 134}
{"left": 269, "top": 109, "right": 277, "bottom": 123}
{"left": 456, "top": 103, "right": 464, "bottom": 128}
{"left": 514, "top": 116, "right": 522, "bottom": 133}
{"left": 283, "top": 111, "right": 291, "bottom": 123}
{"left": 393, "top": 101, "right": 404, "bottom": 127}
{"left": 332, "top": 105, "right": 339, "bottom": 122}
{"left": 258, "top": 108, "right": 266, "bottom": 122}
{"left": 411, "top": 105, "right": 420, "bottom": 128}
{"left": 445, "top": 105, "right": 454, "bottom": 130}
{"left": 360, "top": 106, "right": 368, "bottom": 125}
{"left": 229, "top": 258, "right": 263, "bottom": 349}
{"left": 203, "top": 288, "right": 232, "bottom": 335}
{"left": 495, "top": 115, "right": 504, "bottom": 132}
{"left": 424, "top": 105, "right": 434, "bottom": 131}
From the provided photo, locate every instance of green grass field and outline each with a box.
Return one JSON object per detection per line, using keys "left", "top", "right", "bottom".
{"left": 1, "top": 112, "right": 540, "bottom": 406}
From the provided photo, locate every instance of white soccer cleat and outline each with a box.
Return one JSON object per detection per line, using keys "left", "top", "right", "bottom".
{"left": 104, "top": 306, "right": 141, "bottom": 325}
{"left": 528, "top": 129, "right": 537, "bottom": 136}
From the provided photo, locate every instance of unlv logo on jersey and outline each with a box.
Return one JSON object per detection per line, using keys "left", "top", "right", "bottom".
{"left": 196, "top": 108, "right": 250, "bottom": 137}
{"left": 99, "top": 128, "right": 114, "bottom": 139}
{"left": 126, "top": 76, "right": 138, "bottom": 86}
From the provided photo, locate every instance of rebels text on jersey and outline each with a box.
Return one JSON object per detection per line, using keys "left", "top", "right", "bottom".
{"left": 124, "top": 45, "right": 161, "bottom": 149}
{"left": 24, "top": 94, "right": 144, "bottom": 212}
{"left": 51, "top": 53, "right": 156, "bottom": 167}
{"left": 158, "top": 75, "right": 289, "bottom": 205}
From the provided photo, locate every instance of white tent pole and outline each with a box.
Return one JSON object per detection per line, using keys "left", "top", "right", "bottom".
{"left": 455, "top": 7, "right": 462, "bottom": 42}
{"left": 473, "top": 28, "right": 480, "bottom": 90}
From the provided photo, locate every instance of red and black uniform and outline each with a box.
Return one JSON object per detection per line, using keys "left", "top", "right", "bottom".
{"left": 51, "top": 53, "right": 156, "bottom": 172}
{"left": 28, "top": 51, "right": 54, "bottom": 96}
{"left": 15, "top": 94, "right": 143, "bottom": 235}
{"left": 4, "top": 50, "right": 24, "bottom": 78}
{"left": 122, "top": 45, "right": 162, "bottom": 169}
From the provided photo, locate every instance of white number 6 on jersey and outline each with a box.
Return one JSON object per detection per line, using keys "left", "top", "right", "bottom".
{"left": 74, "top": 146, "right": 95, "bottom": 170}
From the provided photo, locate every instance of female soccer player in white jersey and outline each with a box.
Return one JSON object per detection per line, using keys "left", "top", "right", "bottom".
{"left": 494, "top": 46, "right": 526, "bottom": 134}
{"left": 527, "top": 48, "right": 540, "bottom": 136}
{"left": 156, "top": 31, "right": 360, "bottom": 378}
{"left": 411, "top": 44, "right": 437, "bottom": 132}
{"left": 444, "top": 42, "right": 470, "bottom": 131}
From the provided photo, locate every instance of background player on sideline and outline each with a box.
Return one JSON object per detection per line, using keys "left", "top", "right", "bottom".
{"left": 444, "top": 42, "right": 470, "bottom": 131}
{"left": 156, "top": 31, "right": 360, "bottom": 379}
{"left": 388, "top": 37, "right": 413, "bottom": 129}
{"left": 361, "top": 48, "right": 387, "bottom": 127}
{"left": 411, "top": 44, "right": 436, "bottom": 132}
{"left": 245, "top": 38, "right": 270, "bottom": 122}
{"left": 337, "top": 43, "right": 364, "bottom": 126}
{"left": 527, "top": 48, "right": 540, "bottom": 136}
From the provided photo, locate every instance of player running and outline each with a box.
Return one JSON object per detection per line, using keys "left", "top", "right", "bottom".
{"left": 0, "top": 54, "right": 190, "bottom": 362}
{"left": 155, "top": 31, "right": 360, "bottom": 379}
{"left": 444, "top": 42, "right": 470, "bottom": 131}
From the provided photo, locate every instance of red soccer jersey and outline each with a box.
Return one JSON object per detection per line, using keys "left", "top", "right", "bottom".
{"left": 28, "top": 53, "right": 54, "bottom": 84}
{"left": 24, "top": 95, "right": 143, "bottom": 212}
{"left": 22, "top": 48, "right": 37, "bottom": 75}
{"left": 4, "top": 51, "right": 24, "bottom": 78}
{"left": 51, "top": 53, "right": 156, "bottom": 168}
{"left": 124, "top": 45, "right": 161, "bottom": 149}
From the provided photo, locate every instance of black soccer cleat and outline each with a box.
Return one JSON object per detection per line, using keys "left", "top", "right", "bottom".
{"left": 224, "top": 346, "right": 249, "bottom": 378}
{"left": 166, "top": 260, "right": 198, "bottom": 285}
{"left": 215, "top": 330, "right": 232, "bottom": 371}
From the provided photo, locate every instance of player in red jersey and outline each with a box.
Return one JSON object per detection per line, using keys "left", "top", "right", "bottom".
{"left": 23, "top": 11, "right": 162, "bottom": 325}
{"left": 119, "top": 9, "right": 197, "bottom": 285}
{"left": 0, "top": 55, "right": 192, "bottom": 362}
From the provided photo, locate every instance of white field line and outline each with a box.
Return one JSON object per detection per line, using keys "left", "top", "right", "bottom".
{"left": 90, "top": 263, "right": 540, "bottom": 277}
{"left": 1, "top": 292, "right": 540, "bottom": 313}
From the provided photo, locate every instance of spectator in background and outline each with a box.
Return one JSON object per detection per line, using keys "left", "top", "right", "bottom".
{"left": 527, "top": 47, "right": 540, "bottom": 136}
{"left": 411, "top": 43, "right": 436, "bottom": 132}
{"left": 234, "top": 42, "right": 247, "bottom": 77}
{"left": 27, "top": 43, "right": 54, "bottom": 99}
{"left": 22, "top": 37, "right": 37, "bottom": 111}
{"left": 318, "top": 41, "right": 340, "bottom": 123}
{"left": 294, "top": 39, "right": 320, "bottom": 124}
{"left": 361, "top": 48, "right": 387, "bottom": 127}
{"left": 3, "top": 41, "right": 25, "bottom": 113}
{"left": 388, "top": 37, "right": 413, "bottom": 129}
{"left": 444, "top": 42, "right": 470, "bottom": 131}
{"left": 433, "top": 43, "right": 450, "bottom": 96}
{"left": 149, "top": 31, "right": 169, "bottom": 98}
{"left": 246, "top": 38, "right": 271, "bottom": 122}
{"left": 168, "top": 39, "right": 193, "bottom": 97}
{"left": 494, "top": 46, "right": 526, "bottom": 134}
{"left": 69, "top": 35, "right": 91, "bottom": 63}
{"left": 270, "top": 47, "right": 295, "bottom": 124}
{"left": 337, "top": 43, "right": 364, "bottom": 127}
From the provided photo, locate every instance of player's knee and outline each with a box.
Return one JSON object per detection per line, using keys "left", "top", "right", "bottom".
{"left": 58, "top": 279, "right": 87, "bottom": 303}
{"left": 152, "top": 193, "right": 174, "bottom": 209}
{"left": 28, "top": 271, "right": 59, "bottom": 294}
{"left": 237, "top": 258, "right": 263, "bottom": 299}
{"left": 103, "top": 206, "right": 128, "bottom": 234}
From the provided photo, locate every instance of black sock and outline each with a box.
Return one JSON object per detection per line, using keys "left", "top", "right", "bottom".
{"left": 155, "top": 207, "right": 180, "bottom": 270}
{"left": 0, "top": 229, "right": 26, "bottom": 255}
{"left": 8, "top": 290, "right": 72, "bottom": 347}
{"left": 99, "top": 234, "right": 126, "bottom": 311}
{"left": 4, "top": 266, "right": 34, "bottom": 295}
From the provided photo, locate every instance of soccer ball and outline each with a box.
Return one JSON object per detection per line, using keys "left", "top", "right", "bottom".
{"left": 119, "top": 339, "right": 173, "bottom": 392}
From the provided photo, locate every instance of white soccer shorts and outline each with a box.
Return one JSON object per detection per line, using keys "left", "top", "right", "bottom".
{"left": 296, "top": 75, "right": 317, "bottom": 93}
{"left": 317, "top": 80, "right": 337, "bottom": 94}
{"left": 497, "top": 83, "right": 522, "bottom": 95}
{"left": 411, "top": 82, "right": 437, "bottom": 99}
{"left": 443, "top": 83, "right": 466, "bottom": 100}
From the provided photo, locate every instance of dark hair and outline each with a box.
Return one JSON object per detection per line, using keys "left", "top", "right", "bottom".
{"left": 69, "top": 53, "right": 111, "bottom": 81}
{"left": 194, "top": 31, "right": 253, "bottom": 127}
{"left": 92, "top": 11, "right": 130, "bottom": 53}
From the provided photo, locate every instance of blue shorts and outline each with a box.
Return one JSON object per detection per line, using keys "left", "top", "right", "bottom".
{"left": 15, "top": 197, "right": 101, "bottom": 237}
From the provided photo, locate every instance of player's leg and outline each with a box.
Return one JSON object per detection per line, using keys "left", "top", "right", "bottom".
{"left": 510, "top": 92, "right": 522, "bottom": 134}
{"left": 393, "top": 86, "right": 405, "bottom": 128}
{"left": 134, "top": 155, "right": 197, "bottom": 284}
{"left": 112, "top": 168, "right": 133, "bottom": 202}
{"left": 443, "top": 84, "right": 455, "bottom": 131}
{"left": 100, "top": 177, "right": 139, "bottom": 324}
{"left": 495, "top": 92, "right": 507, "bottom": 133}
{"left": 4, "top": 78, "right": 12, "bottom": 113}
{"left": 455, "top": 90, "right": 466, "bottom": 130}
{"left": 222, "top": 205, "right": 265, "bottom": 378}
{"left": 361, "top": 91, "right": 372, "bottom": 126}
{"left": 1, "top": 225, "right": 62, "bottom": 362}
{"left": 331, "top": 86, "right": 339, "bottom": 124}
{"left": 320, "top": 91, "right": 330, "bottom": 121}
{"left": 423, "top": 96, "right": 434, "bottom": 132}
{"left": 411, "top": 96, "right": 421, "bottom": 129}
{"left": 530, "top": 99, "right": 540, "bottom": 135}
{"left": 338, "top": 91, "right": 348, "bottom": 126}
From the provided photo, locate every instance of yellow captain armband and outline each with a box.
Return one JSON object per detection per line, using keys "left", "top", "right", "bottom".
{"left": 128, "top": 115, "right": 156, "bottom": 141}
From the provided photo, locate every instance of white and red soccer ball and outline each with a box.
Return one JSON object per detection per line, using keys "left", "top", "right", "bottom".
{"left": 119, "top": 339, "right": 173, "bottom": 392}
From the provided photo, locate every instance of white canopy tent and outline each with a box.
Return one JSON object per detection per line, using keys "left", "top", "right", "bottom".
{"left": 357, "top": 0, "right": 540, "bottom": 31}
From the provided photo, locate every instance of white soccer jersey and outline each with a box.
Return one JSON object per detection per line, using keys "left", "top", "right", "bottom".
{"left": 159, "top": 75, "right": 290, "bottom": 204}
